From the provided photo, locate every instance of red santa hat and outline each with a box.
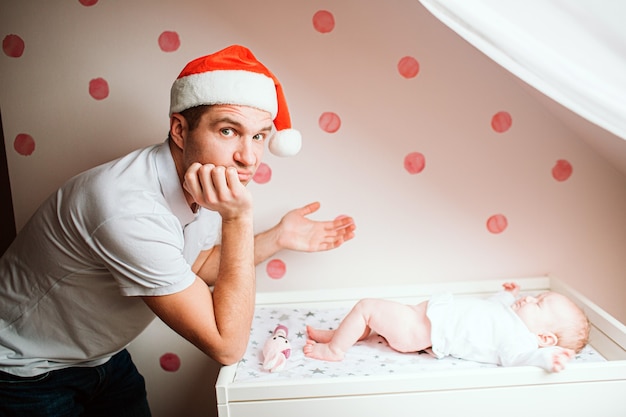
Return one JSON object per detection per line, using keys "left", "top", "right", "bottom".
{"left": 170, "top": 45, "right": 301, "bottom": 157}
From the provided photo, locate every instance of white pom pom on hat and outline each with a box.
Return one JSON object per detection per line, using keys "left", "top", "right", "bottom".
{"left": 169, "top": 45, "right": 302, "bottom": 157}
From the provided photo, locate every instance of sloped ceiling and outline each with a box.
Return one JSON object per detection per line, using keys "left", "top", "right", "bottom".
{"left": 523, "top": 84, "right": 626, "bottom": 178}
{"left": 418, "top": 0, "right": 626, "bottom": 178}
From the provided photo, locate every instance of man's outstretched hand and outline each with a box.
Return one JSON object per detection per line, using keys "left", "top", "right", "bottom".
{"left": 276, "top": 202, "right": 356, "bottom": 252}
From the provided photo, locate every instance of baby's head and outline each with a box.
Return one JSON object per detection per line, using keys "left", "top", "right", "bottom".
{"left": 512, "top": 292, "right": 590, "bottom": 352}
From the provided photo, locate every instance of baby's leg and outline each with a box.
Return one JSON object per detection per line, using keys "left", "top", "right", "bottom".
{"left": 368, "top": 300, "right": 431, "bottom": 353}
{"left": 307, "top": 324, "right": 370, "bottom": 344}
{"left": 305, "top": 322, "right": 371, "bottom": 360}
{"left": 304, "top": 298, "right": 415, "bottom": 361}
{"left": 306, "top": 326, "right": 335, "bottom": 343}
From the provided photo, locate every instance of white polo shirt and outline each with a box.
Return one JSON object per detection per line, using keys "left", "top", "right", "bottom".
{"left": 0, "top": 140, "right": 220, "bottom": 376}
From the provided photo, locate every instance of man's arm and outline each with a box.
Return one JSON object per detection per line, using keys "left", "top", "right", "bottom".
{"left": 143, "top": 215, "right": 254, "bottom": 364}
{"left": 143, "top": 164, "right": 256, "bottom": 365}
{"left": 194, "top": 201, "right": 356, "bottom": 285}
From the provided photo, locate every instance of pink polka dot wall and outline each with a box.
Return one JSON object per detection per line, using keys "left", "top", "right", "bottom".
{"left": 1, "top": 1, "right": 585, "bottom": 296}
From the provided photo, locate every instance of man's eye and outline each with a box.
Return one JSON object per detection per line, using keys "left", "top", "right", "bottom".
{"left": 221, "top": 128, "right": 234, "bottom": 136}
{"left": 252, "top": 133, "right": 265, "bottom": 141}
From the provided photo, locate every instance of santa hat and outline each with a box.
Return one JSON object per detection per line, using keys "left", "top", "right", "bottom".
{"left": 170, "top": 45, "right": 301, "bottom": 157}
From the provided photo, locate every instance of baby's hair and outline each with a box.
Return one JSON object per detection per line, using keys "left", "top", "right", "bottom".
{"left": 554, "top": 296, "right": 590, "bottom": 353}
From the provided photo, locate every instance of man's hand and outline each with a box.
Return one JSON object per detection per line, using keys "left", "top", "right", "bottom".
{"left": 276, "top": 202, "right": 356, "bottom": 252}
{"left": 183, "top": 163, "right": 253, "bottom": 220}
{"left": 193, "top": 202, "right": 356, "bottom": 284}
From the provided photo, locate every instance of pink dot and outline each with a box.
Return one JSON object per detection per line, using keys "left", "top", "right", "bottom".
{"left": 266, "top": 259, "right": 286, "bottom": 279}
{"left": 89, "top": 78, "right": 109, "bottom": 100}
{"left": 253, "top": 162, "right": 272, "bottom": 184}
{"left": 404, "top": 152, "right": 426, "bottom": 174}
{"left": 486, "top": 214, "right": 508, "bottom": 234}
{"left": 14, "top": 133, "right": 35, "bottom": 156}
{"left": 491, "top": 111, "right": 512, "bottom": 133}
{"left": 78, "top": 0, "right": 98, "bottom": 6}
{"left": 159, "top": 352, "right": 181, "bottom": 372}
{"left": 3, "top": 34, "right": 25, "bottom": 58}
{"left": 313, "top": 10, "right": 335, "bottom": 33}
{"left": 397, "top": 56, "right": 419, "bottom": 79}
{"left": 552, "top": 159, "right": 572, "bottom": 182}
{"left": 319, "top": 112, "right": 341, "bottom": 133}
{"left": 158, "top": 31, "right": 180, "bottom": 52}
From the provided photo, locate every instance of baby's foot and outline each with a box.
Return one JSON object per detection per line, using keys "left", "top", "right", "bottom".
{"left": 306, "top": 325, "right": 336, "bottom": 343}
{"left": 303, "top": 340, "right": 345, "bottom": 361}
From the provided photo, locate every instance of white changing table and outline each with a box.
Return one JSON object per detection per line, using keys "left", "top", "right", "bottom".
{"left": 216, "top": 276, "right": 626, "bottom": 417}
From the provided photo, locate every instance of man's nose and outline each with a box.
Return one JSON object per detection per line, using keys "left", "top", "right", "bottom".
{"left": 235, "top": 139, "right": 256, "bottom": 165}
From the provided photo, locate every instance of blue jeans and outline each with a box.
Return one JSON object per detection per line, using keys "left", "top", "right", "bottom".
{"left": 0, "top": 349, "right": 151, "bottom": 417}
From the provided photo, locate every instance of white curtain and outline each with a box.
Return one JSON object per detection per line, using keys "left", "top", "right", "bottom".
{"left": 418, "top": 0, "right": 626, "bottom": 141}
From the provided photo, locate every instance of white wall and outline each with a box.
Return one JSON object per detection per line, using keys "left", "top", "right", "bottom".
{"left": 2, "top": 1, "right": 625, "bottom": 416}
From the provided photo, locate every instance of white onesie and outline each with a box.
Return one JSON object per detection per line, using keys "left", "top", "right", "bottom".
{"left": 426, "top": 291, "right": 561, "bottom": 371}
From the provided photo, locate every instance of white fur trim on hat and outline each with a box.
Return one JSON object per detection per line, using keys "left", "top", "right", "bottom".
{"left": 170, "top": 70, "right": 278, "bottom": 116}
{"left": 269, "top": 128, "right": 302, "bottom": 157}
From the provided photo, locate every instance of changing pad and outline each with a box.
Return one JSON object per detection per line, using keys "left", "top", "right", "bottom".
{"left": 233, "top": 304, "right": 606, "bottom": 383}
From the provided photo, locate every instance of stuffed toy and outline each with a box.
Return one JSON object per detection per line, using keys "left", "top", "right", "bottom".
{"left": 262, "top": 324, "right": 291, "bottom": 372}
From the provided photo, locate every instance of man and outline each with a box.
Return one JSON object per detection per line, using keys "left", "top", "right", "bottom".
{"left": 0, "top": 45, "right": 356, "bottom": 416}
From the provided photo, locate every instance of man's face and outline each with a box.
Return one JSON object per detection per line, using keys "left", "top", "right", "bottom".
{"left": 181, "top": 104, "right": 273, "bottom": 185}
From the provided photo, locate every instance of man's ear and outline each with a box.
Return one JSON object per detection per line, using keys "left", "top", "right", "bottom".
{"left": 169, "top": 113, "right": 186, "bottom": 149}
{"left": 537, "top": 332, "right": 558, "bottom": 347}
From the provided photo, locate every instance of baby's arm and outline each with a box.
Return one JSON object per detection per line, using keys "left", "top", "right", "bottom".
{"left": 502, "top": 346, "right": 574, "bottom": 372}
{"left": 550, "top": 348, "right": 575, "bottom": 372}
{"left": 502, "top": 282, "right": 520, "bottom": 296}
{"left": 488, "top": 282, "right": 518, "bottom": 306}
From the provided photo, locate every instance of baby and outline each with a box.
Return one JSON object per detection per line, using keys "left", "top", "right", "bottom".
{"left": 304, "top": 282, "right": 590, "bottom": 372}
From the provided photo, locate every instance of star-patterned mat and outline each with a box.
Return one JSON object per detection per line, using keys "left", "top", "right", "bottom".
{"left": 233, "top": 305, "right": 606, "bottom": 383}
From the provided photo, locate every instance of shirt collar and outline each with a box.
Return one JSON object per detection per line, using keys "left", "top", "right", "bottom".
{"left": 155, "top": 140, "right": 196, "bottom": 227}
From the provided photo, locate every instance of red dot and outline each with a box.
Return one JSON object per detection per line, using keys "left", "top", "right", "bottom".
{"left": 404, "top": 152, "right": 425, "bottom": 174}
{"left": 159, "top": 353, "right": 181, "bottom": 372}
{"left": 79, "top": 0, "right": 98, "bottom": 6}
{"left": 552, "top": 159, "right": 572, "bottom": 182}
{"left": 266, "top": 259, "right": 286, "bottom": 279}
{"left": 313, "top": 10, "right": 335, "bottom": 33}
{"left": 487, "top": 214, "right": 508, "bottom": 234}
{"left": 158, "top": 31, "right": 180, "bottom": 52}
{"left": 89, "top": 78, "right": 109, "bottom": 100}
{"left": 319, "top": 112, "right": 341, "bottom": 133}
{"left": 14, "top": 133, "right": 35, "bottom": 156}
{"left": 491, "top": 111, "right": 512, "bottom": 133}
{"left": 3, "top": 34, "right": 25, "bottom": 58}
{"left": 397, "top": 56, "right": 419, "bottom": 79}
{"left": 253, "top": 162, "right": 272, "bottom": 184}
